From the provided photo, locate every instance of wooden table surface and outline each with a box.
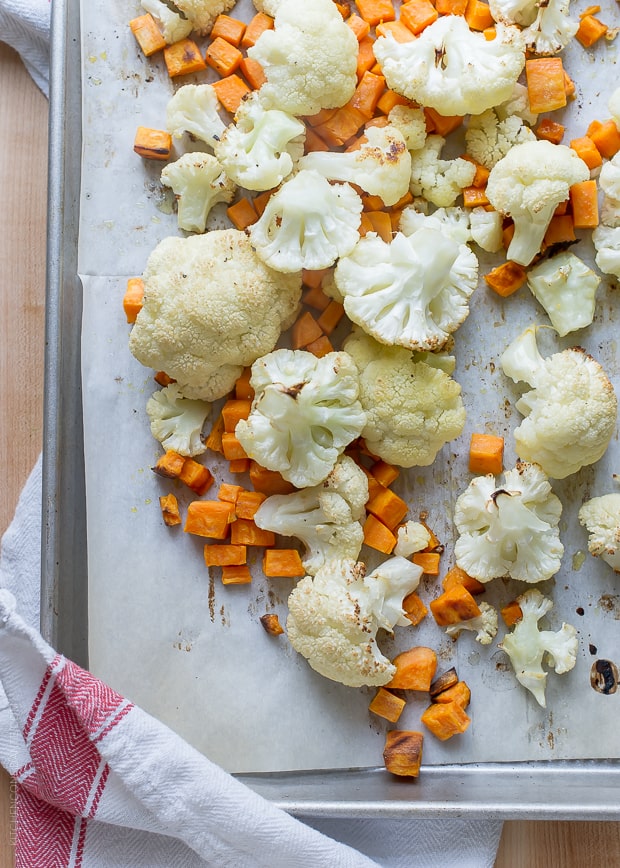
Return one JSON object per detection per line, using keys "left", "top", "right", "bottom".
{"left": 1, "top": 40, "right": 620, "bottom": 868}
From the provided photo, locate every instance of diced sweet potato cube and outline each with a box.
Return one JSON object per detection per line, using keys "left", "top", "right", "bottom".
{"left": 260, "top": 613, "right": 284, "bottom": 635}
{"left": 159, "top": 493, "right": 182, "bottom": 527}
{"left": 366, "top": 487, "right": 408, "bottom": 530}
{"left": 230, "top": 518, "right": 276, "bottom": 547}
{"left": 370, "top": 460, "right": 399, "bottom": 488}
{"left": 211, "top": 14, "right": 246, "bottom": 46}
{"left": 249, "top": 461, "right": 296, "bottom": 495}
{"left": 204, "top": 544, "right": 247, "bottom": 567}
{"left": 433, "top": 680, "right": 471, "bottom": 709}
{"left": 221, "top": 399, "right": 252, "bottom": 433}
{"left": 152, "top": 450, "right": 185, "bottom": 479}
{"left": 221, "top": 564, "right": 253, "bottom": 585}
{"left": 383, "top": 730, "right": 424, "bottom": 777}
{"left": 217, "top": 483, "right": 242, "bottom": 504}
{"left": 412, "top": 551, "right": 441, "bottom": 575}
{"left": 501, "top": 600, "right": 524, "bottom": 628}
{"left": 129, "top": 14, "right": 167, "bottom": 57}
{"left": 369, "top": 687, "right": 406, "bottom": 723}
{"left": 221, "top": 432, "right": 249, "bottom": 461}
{"left": 205, "top": 36, "right": 243, "bottom": 77}
{"left": 429, "top": 667, "right": 459, "bottom": 698}
{"left": 402, "top": 591, "right": 428, "bottom": 626}
{"left": 133, "top": 127, "right": 172, "bottom": 161}
{"left": 235, "top": 489, "right": 267, "bottom": 519}
{"left": 430, "top": 585, "right": 482, "bottom": 627}
{"left": 363, "top": 514, "right": 397, "bottom": 554}
{"left": 263, "top": 548, "right": 305, "bottom": 577}
{"left": 388, "top": 646, "right": 437, "bottom": 691}
{"left": 421, "top": 700, "right": 471, "bottom": 740}
{"left": 441, "top": 564, "right": 486, "bottom": 596}
{"left": 179, "top": 458, "right": 214, "bottom": 495}
{"left": 184, "top": 501, "right": 235, "bottom": 539}
{"left": 163, "top": 39, "right": 207, "bottom": 78}
{"left": 468, "top": 432, "right": 504, "bottom": 475}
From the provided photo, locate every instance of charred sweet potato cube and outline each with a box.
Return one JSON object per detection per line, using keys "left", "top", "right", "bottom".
{"left": 430, "top": 584, "right": 482, "bottom": 627}
{"left": 383, "top": 730, "right": 424, "bottom": 777}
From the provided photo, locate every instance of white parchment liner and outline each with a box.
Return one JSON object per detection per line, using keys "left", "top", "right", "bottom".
{"left": 80, "top": 0, "right": 620, "bottom": 773}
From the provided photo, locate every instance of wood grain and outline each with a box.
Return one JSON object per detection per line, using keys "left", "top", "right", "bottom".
{"left": 0, "top": 41, "right": 48, "bottom": 868}
{"left": 2, "top": 36, "right": 620, "bottom": 868}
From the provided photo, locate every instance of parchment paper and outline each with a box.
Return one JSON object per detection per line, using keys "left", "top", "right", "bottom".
{"left": 81, "top": 0, "right": 620, "bottom": 773}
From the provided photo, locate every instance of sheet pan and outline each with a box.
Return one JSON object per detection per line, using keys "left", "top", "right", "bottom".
{"left": 42, "top": 0, "right": 620, "bottom": 817}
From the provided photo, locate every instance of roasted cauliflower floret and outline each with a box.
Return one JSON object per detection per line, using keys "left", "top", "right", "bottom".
{"left": 286, "top": 556, "right": 424, "bottom": 687}
{"left": 499, "top": 588, "right": 578, "bottom": 707}
{"left": 373, "top": 17, "right": 525, "bottom": 117}
{"left": 128, "top": 230, "right": 302, "bottom": 402}
{"left": 344, "top": 329, "right": 466, "bottom": 468}
{"left": 578, "top": 493, "right": 620, "bottom": 573}
{"left": 501, "top": 326, "right": 617, "bottom": 479}
{"left": 248, "top": 170, "right": 363, "bottom": 273}
{"left": 454, "top": 462, "right": 564, "bottom": 584}
{"left": 254, "top": 456, "right": 369, "bottom": 575}
{"left": 334, "top": 228, "right": 478, "bottom": 352}
{"left": 235, "top": 349, "right": 367, "bottom": 488}
{"left": 247, "top": 0, "right": 358, "bottom": 116}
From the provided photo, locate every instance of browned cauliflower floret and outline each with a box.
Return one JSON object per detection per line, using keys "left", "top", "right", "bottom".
{"left": 129, "top": 230, "right": 302, "bottom": 401}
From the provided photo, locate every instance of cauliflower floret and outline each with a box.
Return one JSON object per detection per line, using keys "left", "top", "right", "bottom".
{"left": 387, "top": 105, "right": 427, "bottom": 152}
{"left": 609, "top": 87, "right": 620, "bottom": 129}
{"left": 344, "top": 329, "right": 466, "bottom": 467}
{"left": 399, "top": 204, "right": 472, "bottom": 245}
{"left": 592, "top": 225, "right": 620, "bottom": 278}
{"left": 247, "top": 0, "right": 358, "bottom": 116}
{"left": 592, "top": 157, "right": 620, "bottom": 276}
{"left": 408, "top": 136, "right": 476, "bottom": 208}
{"left": 521, "top": 0, "right": 578, "bottom": 56}
{"left": 165, "top": 84, "right": 226, "bottom": 146}
{"left": 599, "top": 154, "right": 620, "bottom": 202}
{"left": 129, "top": 230, "right": 302, "bottom": 402}
{"left": 160, "top": 153, "right": 236, "bottom": 234}
{"left": 526, "top": 252, "right": 600, "bottom": 337}
{"left": 285, "top": 556, "right": 424, "bottom": 687}
{"left": 469, "top": 207, "right": 503, "bottom": 253}
{"left": 173, "top": 0, "right": 236, "bottom": 35}
{"left": 253, "top": 0, "right": 281, "bottom": 13}
{"left": 334, "top": 227, "right": 478, "bottom": 352}
{"left": 299, "top": 125, "right": 411, "bottom": 207}
{"left": 373, "top": 18, "right": 525, "bottom": 117}
{"left": 248, "top": 170, "right": 363, "bottom": 272}
{"left": 445, "top": 602, "right": 499, "bottom": 646}
{"left": 486, "top": 140, "right": 589, "bottom": 266}
{"left": 254, "top": 456, "right": 369, "bottom": 575}
{"left": 145, "top": 384, "right": 210, "bottom": 457}
{"left": 489, "top": 0, "right": 538, "bottom": 25}
{"left": 499, "top": 588, "right": 578, "bottom": 707}
{"left": 465, "top": 108, "right": 536, "bottom": 170}
{"left": 140, "top": 0, "right": 193, "bottom": 43}
{"left": 235, "top": 349, "right": 367, "bottom": 488}
{"left": 213, "top": 92, "right": 306, "bottom": 191}
{"left": 500, "top": 326, "right": 617, "bottom": 479}
{"left": 454, "top": 462, "right": 564, "bottom": 584}
{"left": 578, "top": 493, "right": 620, "bottom": 573}
{"left": 496, "top": 83, "right": 539, "bottom": 126}
{"left": 394, "top": 521, "right": 432, "bottom": 558}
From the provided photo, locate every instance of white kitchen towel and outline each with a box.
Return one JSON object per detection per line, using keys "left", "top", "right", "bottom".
{"left": 0, "top": 0, "right": 50, "bottom": 95}
{"left": 0, "top": 457, "right": 506, "bottom": 868}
